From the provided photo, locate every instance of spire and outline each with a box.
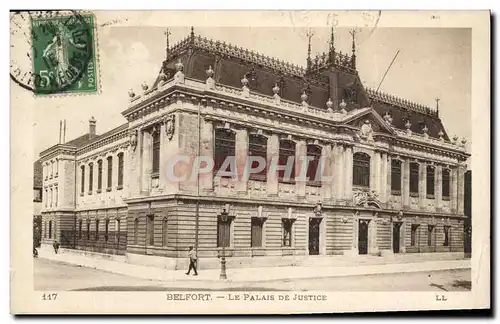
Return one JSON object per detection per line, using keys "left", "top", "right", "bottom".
{"left": 190, "top": 26, "right": 195, "bottom": 40}
{"left": 435, "top": 97, "right": 440, "bottom": 117}
{"left": 306, "top": 29, "right": 314, "bottom": 71}
{"left": 164, "top": 29, "right": 171, "bottom": 60}
{"left": 349, "top": 29, "right": 357, "bottom": 69}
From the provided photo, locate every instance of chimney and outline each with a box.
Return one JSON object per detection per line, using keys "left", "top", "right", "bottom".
{"left": 89, "top": 116, "right": 96, "bottom": 138}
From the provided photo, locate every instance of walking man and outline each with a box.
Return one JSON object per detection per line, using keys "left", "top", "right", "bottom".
{"left": 52, "top": 240, "right": 60, "bottom": 254}
{"left": 185, "top": 246, "right": 198, "bottom": 276}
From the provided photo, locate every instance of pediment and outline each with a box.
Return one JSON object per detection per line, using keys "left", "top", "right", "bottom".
{"left": 343, "top": 108, "right": 395, "bottom": 136}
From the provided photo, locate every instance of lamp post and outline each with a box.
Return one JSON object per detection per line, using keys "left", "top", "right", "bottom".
{"left": 219, "top": 211, "right": 228, "bottom": 280}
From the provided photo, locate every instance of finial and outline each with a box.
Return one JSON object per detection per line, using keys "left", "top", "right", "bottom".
{"left": 141, "top": 82, "right": 148, "bottom": 91}
{"left": 326, "top": 98, "right": 333, "bottom": 112}
{"left": 306, "top": 29, "right": 314, "bottom": 71}
{"left": 272, "top": 83, "right": 280, "bottom": 95}
{"left": 349, "top": 29, "right": 357, "bottom": 69}
{"left": 438, "top": 130, "right": 444, "bottom": 141}
{"left": 301, "top": 91, "right": 308, "bottom": 103}
{"left": 175, "top": 58, "right": 184, "bottom": 71}
{"left": 206, "top": 65, "right": 214, "bottom": 78}
{"left": 435, "top": 97, "right": 440, "bottom": 116}
{"left": 190, "top": 26, "right": 195, "bottom": 39}
{"left": 241, "top": 74, "right": 249, "bottom": 87}
{"left": 128, "top": 89, "right": 135, "bottom": 98}
{"left": 339, "top": 98, "right": 347, "bottom": 113}
{"left": 164, "top": 29, "right": 171, "bottom": 60}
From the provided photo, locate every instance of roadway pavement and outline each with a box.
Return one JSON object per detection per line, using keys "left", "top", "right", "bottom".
{"left": 34, "top": 258, "right": 471, "bottom": 292}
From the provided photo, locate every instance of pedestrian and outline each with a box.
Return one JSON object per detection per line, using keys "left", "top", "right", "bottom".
{"left": 185, "top": 246, "right": 198, "bottom": 276}
{"left": 53, "top": 240, "right": 60, "bottom": 254}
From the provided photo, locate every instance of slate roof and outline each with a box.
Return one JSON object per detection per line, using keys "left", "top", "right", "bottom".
{"left": 156, "top": 31, "right": 449, "bottom": 141}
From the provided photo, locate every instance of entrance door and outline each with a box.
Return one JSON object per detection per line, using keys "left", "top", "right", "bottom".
{"left": 308, "top": 218, "right": 321, "bottom": 255}
{"left": 393, "top": 222, "right": 401, "bottom": 253}
{"left": 358, "top": 220, "right": 369, "bottom": 255}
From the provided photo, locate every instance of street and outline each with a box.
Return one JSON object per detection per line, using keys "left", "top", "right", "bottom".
{"left": 34, "top": 258, "right": 471, "bottom": 292}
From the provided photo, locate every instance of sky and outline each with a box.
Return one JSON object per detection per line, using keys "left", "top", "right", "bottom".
{"left": 15, "top": 12, "right": 471, "bottom": 159}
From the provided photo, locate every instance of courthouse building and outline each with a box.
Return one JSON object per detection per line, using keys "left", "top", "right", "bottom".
{"left": 38, "top": 29, "right": 470, "bottom": 269}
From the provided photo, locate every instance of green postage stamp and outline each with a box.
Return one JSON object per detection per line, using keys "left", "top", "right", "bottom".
{"left": 30, "top": 12, "right": 97, "bottom": 95}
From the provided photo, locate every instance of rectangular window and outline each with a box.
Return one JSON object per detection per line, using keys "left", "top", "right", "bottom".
{"left": 427, "top": 225, "right": 434, "bottom": 247}
{"left": 426, "top": 166, "right": 435, "bottom": 197}
{"left": 97, "top": 160, "right": 103, "bottom": 191}
{"left": 95, "top": 219, "right": 100, "bottom": 241}
{"left": 115, "top": 219, "right": 121, "bottom": 244}
{"left": 134, "top": 219, "right": 139, "bottom": 245}
{"left": 442, "top": 169, "right": 450, "bottom": 199}
{"left": 117, "top": 153, "right": 124, "bottom": 188}
{"left": 248, "top": 134, "right": 267, "bottom": 181}
{"left": 282, "top": 219, "right": 293, "bottom": 247}
{"left": 48, "top": 220, "right": 52, "bottom": 239}
{"left": 162, "top": 218, "right": 168, "bottom": 246}
{"left": 306, "top": 145, "right": 322, "bottom": 187}
{"left": 353, "top": 153, "right": 370, "bottom": 188}
{"left": 105, "top": 219, "right": 109, "bottom": 242}
{"left": 411, "top": 224, "right": 419, "bottom": 246}
{"left": 88, "top": 163, "right": 93, "bottom": 194}
{"left": 409, "top": 163, "right": 419, "bottom": 196}
{"left": 107, "top": 157, "right": 113, "bottom": 190}
{"left": 217, "top": 217, "right": 231, "bottom": 248}
{"left": 147, "top": 215, "right": 154, "bottom": 246}
{"left": 251, "top": 217, "right": 264, "bottom": 247}
{"left": 278, "top": 140, "right": 296, "bottom": 183}
{"left": 80, "top": 165, "right": 85, "bottom": 194}
{"left": 214, "top": 129, "right": 236, "bottom": 176}
{"left": 391, "top": 160, "right": 402, "bottom": 195}
{"left": 152, "top": 133, "right": 160, "bottom": 176}
{"left": 443, "top": 226, "right": 450, "bottom": 246}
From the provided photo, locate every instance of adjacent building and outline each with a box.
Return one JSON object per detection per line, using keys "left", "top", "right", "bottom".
{"left": 38, "top": 29, "right": 470, "bottom": 269}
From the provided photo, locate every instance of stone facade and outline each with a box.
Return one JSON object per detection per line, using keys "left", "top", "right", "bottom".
{"left": 38, "top": 29, "right": 470, "bottom": 269}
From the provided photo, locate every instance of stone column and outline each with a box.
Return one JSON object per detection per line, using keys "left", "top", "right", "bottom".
{"left": 371, "top": 151, "right": 380, "bottom": 194}
{"left": 236, "top": 128, "right": 249, "bottom": 194}
{"left": 92, "top": 160, "right": 98, "bottom": 193}
{"left": 386, "top": 155, "right": 392, "bottom": 203}
{"left": 321, "top": 145, "right": 332, "bottom": 201}
{"left": 369, "top": 218, "right": 379, "bottom": 254}
{"left": 457, "top": 164, "right": 465, "bottom": 215}
{"left": 267, "top": 134, "right": 279, "bottom": 196}
{"left": 399, "top": 222, "right": 407, "bottom": 253}
{"left": 335, "top": 145, "right": 345, "bottom": 204}
{"left": 451, "top": 167, "right": 459, "bottom": 213}
{"left": 435, "top": 165, "right": 442, "bottom": 212}
{"left": 418, "top": 162, "right": 426, "bottom": 210}
{"left": 344, "top": 146, "right": 353, "bottom": 204}
{"left": 112, "top": 152, "right": 119, "bottom": 190}
{"left": 350, "top": 212, "right": 359, "bottom": 255}
{"left": 296, "top": 140, "right": 307, "bottom": 198}
{"left": 402, "top": 159, "right": 410, "bottom": 209}
{"left": 141, "top": 130, "right": 152, "bottom": 195}
{"left": 199, "top": 120, "right": 214, "bottom": 192}
{"left": 378, "top": 153, "right": 386, "bottom": 203}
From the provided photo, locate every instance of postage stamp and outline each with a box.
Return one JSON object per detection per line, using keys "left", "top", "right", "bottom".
{"left": 30, "top": 12, "right": 97, "bottom": 95}
{"left": 9, "top": 10, "right": 490, "bottom": 315}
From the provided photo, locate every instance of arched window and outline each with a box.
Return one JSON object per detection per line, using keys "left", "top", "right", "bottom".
{"left": 80, "top": 165, "right": 85, "bottom": 194}
{"left": 353, "top": 152, "right": 370, "bottom": 187}
{"left": 278, "top": 139, "right": 296, "bottom": 183}
{"left": 391, "top": 159, "right": 402, "bottom": 195}
{"left": 88, "top": 162, "right": 93, "bottom": 194}
{"left": 306, "top": 145, "right": 322, "bottom": 186}
{"left": 409, "top": 162, "right": 419, "bottom": 196}
{"left": 97, "top": 160, "right": 103, "bottom": 192}
{"left": 107, "top": 157, "right": 113, "bottom": 190}
{"left": 117, "top": 153, "right": 124, "bottom": 189}
{"left": 134, "top": 218, "right": 139, "bottom": 245}
{"left": 426, "top": 166, "right": 435, "bottom": 197}
{"left": 152, "top": 131, "right": 160, "bottom": 176}
{"left": 248, "top": 134, "right": 267, "bottom": 181}
{"left": 442, "top": 169, "right": 450, "bottom": 200}
{"left": 214, "top": 128, "right": 236, "bottom": 176}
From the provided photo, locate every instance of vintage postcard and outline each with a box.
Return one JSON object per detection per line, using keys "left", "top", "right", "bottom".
{"left": 10, "top": 10, "right": 490, "bottom": 314}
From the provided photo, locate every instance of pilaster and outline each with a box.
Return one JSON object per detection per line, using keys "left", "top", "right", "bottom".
{"left": 296, "top": 140, "right": 307, "bottom": 198}
{"left": 435, "top": 165, "right": 442, "bottom": 212}
{"left": 402, "top": 159, "right": 410, "bottom": 209}
{"left": 236, "top": 128, "right": 249, "bottom": 194}
{"left": 267, "top": 134, "right": 279, "bottom": 196}
{"left": 344, "top": 146, "right": 353, "bottom": 204}
{"left": 418, "top": 162, "right": 426, "bottom": 209}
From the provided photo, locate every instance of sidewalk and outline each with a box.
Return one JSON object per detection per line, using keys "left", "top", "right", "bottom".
{"left": 38, "top": 249, "right": 471, "bottom": 284}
